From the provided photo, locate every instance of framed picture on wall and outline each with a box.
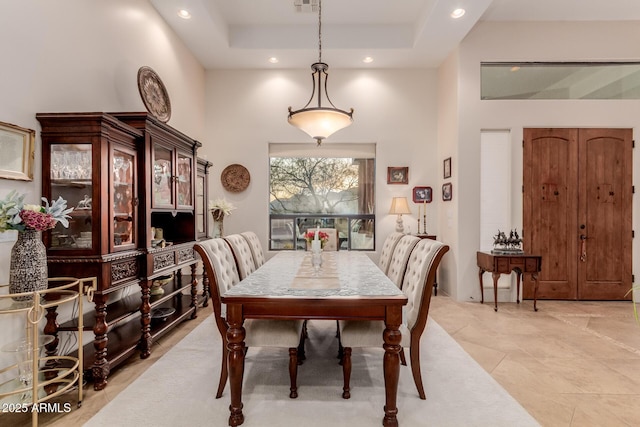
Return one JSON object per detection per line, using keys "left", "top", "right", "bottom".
{"left": 442, "top": 183, "right": 453, "bottom": 201}
{"left": 443, "top": 157, "right": 452, "bottom": 179}
{"left": 387, "top": 166, "right": 408, "bottom": 184}
{"left": 412, "top": 186, "right": 432, "bottom": 203}
{"left": 0, "top": 120, "right": 35, "bottom": 181}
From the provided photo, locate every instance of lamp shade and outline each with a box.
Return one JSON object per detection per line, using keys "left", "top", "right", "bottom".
{"left": 288, "top": 107, "right": 353, "bottom": 143}
{"left": 389, "top": 197, "right": 411, "bottom": 215}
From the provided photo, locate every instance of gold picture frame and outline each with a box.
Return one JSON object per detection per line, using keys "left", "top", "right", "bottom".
{"left": 0, "top": 121, "right": 35, "bottom": 181}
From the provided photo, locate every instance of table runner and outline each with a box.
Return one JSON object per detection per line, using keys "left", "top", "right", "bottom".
{"left": 290, "top": 252, "right": 340, "bottom": 289}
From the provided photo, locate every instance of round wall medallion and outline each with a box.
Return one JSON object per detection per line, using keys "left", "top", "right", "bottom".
{"left": 137, "top": 66, "right": 171, "bottom": 123}
{"left": 221, "top": 164, "right": 251, "bottom": 193}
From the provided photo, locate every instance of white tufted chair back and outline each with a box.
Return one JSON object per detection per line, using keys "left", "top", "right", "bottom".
{"left": 224, "top": 234, "right": 257, "bottom": 279}
{"left": 194, "top": 238, "right": 240, "bottom": 322}
{"left": 378, "top": 232, "right": 404, "bottom": 275}
{"left": 240, "top": 231, "right": 265, "bottom": 268}
{"left": 401, "top": 239, "right": 448, "bottom": 331}
{"left": 386, "top": 235, "right": 420, "bottom": 288}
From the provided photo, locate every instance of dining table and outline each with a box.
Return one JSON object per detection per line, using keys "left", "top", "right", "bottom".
{"left": 221, "top": 250, "right": 409, "bottom": 427}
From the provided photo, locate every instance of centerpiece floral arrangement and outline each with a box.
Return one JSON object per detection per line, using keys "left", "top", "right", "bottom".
{"left": 304, "top": 230, "right": 329, "bottom": 248}
{"left": 208, "top": 198, "right": 236, "bottom": 221}
{"left": 0, "top": 190, "right": 73, "bottom": 233}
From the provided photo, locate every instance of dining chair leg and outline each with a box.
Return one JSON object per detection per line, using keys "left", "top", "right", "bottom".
{"left": 288, "top": 347, "right": 299, "bottom": 398}
{"left": 216, "top": 346, "right": 228, "bottom": 398}
{"left": 297, "top": 329, "right": 306, "bottom": 364}
{"left": 409, "top": 343, "right": 426, "bottom": 400}
{"left": 341, "top": 347, "right": 352, "bottom": 399}
{"left": 399, "top": 347, "right": 407, "bottom": 366}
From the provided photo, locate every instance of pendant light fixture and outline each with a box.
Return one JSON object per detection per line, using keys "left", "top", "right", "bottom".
{"left": 288, "top": 0, "right": 353, "bottom": 146}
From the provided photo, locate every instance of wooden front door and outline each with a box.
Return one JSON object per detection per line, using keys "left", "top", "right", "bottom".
{"left": 523, "top": 128, "right": 632, "bottom": 300}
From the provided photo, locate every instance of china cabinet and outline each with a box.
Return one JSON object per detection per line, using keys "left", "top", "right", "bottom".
{"left": 38, "top": 112, "right": 202, "bottom": 390}
{"left": 0, "top": 278, "right": 89, "bottom": 427}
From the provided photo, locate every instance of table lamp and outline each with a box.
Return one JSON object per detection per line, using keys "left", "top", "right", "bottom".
{"left": 389, "top": 197, "right": 412, "bottom": 233}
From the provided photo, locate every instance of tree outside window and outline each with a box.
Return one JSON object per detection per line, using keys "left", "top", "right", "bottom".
{"left": 269, "top": 156, "right": 375, "bottom": 251}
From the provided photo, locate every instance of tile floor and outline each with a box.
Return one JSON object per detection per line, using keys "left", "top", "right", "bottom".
{"left": 11, "top": 295, "right": 640, "bottom": 427}
{"left": 429, "top": 296, "right": 640, "bottom": 427}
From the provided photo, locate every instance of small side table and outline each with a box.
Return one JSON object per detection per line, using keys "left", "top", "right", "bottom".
{"left": 476, "top": 251, "right": 542, "bottom": 311}
{"left": 416, "top": 234, "right": 438, "bottom": 295}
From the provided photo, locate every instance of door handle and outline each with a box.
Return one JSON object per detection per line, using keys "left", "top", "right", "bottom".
{"left": 579, "top": 234, "right": 587, "bottom": 262}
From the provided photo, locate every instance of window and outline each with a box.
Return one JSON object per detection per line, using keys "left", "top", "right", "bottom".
{"left": 481, "top": 62, "right": 640, "bottom": 100}
{"left": 269, "top": 143, "right": 375, "bottom": 251}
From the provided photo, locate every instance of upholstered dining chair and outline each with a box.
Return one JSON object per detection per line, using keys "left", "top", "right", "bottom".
{"left": 194, "top": 238, "right": 305, "bottom": 399}
{"left": 386, "top": 234, "right": 421, "bottom": 288}
{"left": 240, "top": 231, "right": 265, "bottom": 269}
{"left": 223, "top": 234, "right": 257, "bottom": 280}
{"left": 338, "top": 238, "right": 449, "bottom": 400}
{"left": 378, "top": 232, "right": 405, "bottom": 275}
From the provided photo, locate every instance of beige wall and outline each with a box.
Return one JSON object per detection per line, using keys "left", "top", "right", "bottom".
{"left": 201, "top": 68, "right": 439, "bottom": 260}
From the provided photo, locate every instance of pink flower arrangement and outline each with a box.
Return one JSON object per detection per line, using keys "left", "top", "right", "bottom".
{"left": 0, "top": 190, "right": 73, "bottom": 233}
{"left": 304, "top": 230, "right": 329, "bottom": 247}
{"left": 19, "top": 208, "right": 58, "bottom": 231}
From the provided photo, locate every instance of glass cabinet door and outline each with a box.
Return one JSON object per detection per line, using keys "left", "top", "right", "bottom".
{"left": 152, "top": 145, "right": 174, "bottom": 208}
{"left": 176, "top": 152, "right": 192, "bottom": 208}
{"left": 112, "top": 148, "right": 136, "bottom": 250}
{"left": 49, "top": 144, "right": 93, "bottom": 249}
{"left": 195, "top": 173, "right": 205, "bottom": 237}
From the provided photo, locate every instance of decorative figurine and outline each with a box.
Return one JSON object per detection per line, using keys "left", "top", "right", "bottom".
{"left": 491, "top": 228, "right": 524, "bottom": 254}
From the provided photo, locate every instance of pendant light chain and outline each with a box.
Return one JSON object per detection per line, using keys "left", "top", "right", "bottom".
{"left": 318, "top": 0, "right": 322, "bottom": 63}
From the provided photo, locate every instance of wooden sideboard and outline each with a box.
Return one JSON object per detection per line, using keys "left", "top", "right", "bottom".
{"left": 476, "top": 251, "right": 542, "bottom": 311}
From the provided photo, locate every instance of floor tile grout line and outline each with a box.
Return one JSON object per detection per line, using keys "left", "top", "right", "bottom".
{"left": 549, "top": 313, "right": 640, "bottom": 357}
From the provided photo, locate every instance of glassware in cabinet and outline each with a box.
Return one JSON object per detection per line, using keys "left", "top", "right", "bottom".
{"left": 49, "top": 143, "right": 93, "bottom": 250}
{"left": 112, "top": 147, "right": 137, "bottom": 251}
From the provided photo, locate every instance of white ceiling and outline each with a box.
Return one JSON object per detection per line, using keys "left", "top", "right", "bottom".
{"left": 149, "top": 0, "right": 640, "bottom": 69}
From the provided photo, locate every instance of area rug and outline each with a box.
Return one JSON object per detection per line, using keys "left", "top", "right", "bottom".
{"left": 84, "top": 316, "right": 539, "bottom": 426}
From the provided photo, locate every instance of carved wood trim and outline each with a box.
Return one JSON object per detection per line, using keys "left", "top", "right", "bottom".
{"left": 153, "top": 252, "right": 175, "bottom": 271}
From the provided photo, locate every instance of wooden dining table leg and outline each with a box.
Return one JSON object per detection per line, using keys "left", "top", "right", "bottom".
{"left": 226, "top": 304, "right": 246, "bottom": 426}
{"left": 382, "top": 306, "right": 403, "bottom": 427}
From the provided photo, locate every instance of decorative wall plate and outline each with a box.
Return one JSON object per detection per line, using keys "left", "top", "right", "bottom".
{"left": 221, "top": 164, "right": 250, "bottom": 193}
{"left": 137, "top": 66, "right": 171, "bottom": 123}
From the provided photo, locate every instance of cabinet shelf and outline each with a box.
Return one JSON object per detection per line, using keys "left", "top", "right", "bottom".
{"left": 70, "top": 288, "right": 196, "bottom": 373}
{"left": 51, "top": 179, "right": 92, "bottom": 187}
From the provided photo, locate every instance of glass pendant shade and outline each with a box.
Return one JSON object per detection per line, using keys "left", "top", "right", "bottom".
{"left": 288, "top": 107, "right": 353, "bottom": 144}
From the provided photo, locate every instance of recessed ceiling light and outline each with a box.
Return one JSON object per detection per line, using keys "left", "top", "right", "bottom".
{"left": 450, "top": 8, "right": 465, "bottom": 19}
{"left": 510, "top": 66, "right": 521, "bottom": 72}
{"left": 363, "top": 57, "right": 374, "bottom": 64}
{"left": 178, "top": 9, "right": 191, "bottom": 19}
{"left": 269, "top": 57, "right": 279, "bottom": 64}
